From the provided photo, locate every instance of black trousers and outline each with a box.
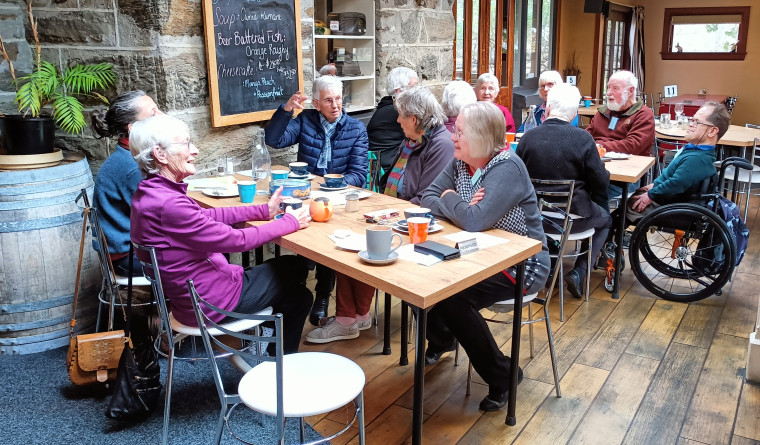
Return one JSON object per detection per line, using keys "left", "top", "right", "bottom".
{"left": 234, "top": 255, "right": 312, "bottom": 353}
{"left": 426, "top": 272, "right": 516, "bottom": 394}
{"left": 568, "top": 203, "right": 612, "bottom": 275}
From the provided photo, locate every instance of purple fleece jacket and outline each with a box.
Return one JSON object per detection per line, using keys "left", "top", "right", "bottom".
{"left": 130, "top": 174, "right": 300, "bottom": 326}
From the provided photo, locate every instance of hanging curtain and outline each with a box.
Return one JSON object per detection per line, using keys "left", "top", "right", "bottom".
{"left": 629, "top": 6, "right": 646, "bottom": 97}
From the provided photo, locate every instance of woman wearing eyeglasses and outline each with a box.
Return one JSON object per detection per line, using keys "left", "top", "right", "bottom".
{"left": 129, "top": 115, "right": 313, "bottom": 354}
{"left": 420, "top": 102, "right": 550, "bottom": 412}
{"left": 517, "top": 70, "right": 579, "bottom": 132}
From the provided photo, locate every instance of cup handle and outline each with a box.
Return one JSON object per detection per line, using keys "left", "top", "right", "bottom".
{"left": 390, "top": 234, "right": 403, "bottom": 253}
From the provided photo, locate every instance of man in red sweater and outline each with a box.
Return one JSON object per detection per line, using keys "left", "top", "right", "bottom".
{"left": 586, "top": 70, "right": 655, "bottom": 156}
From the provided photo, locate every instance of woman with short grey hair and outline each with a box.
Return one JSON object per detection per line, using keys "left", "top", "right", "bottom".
{"left": 129, "top": 114, "right": 313, "bottom": 353}
{"left": 420, "top": 101, "right": 549, "bottom": 412}
{"left": 386, "top": 66, "right": 418, "bottom": 97}
{"left": 442, "top": 80, "right": 477, "bottom": 133}
{"left": 518, "top": 70, "right": 579, "bottom": 131}
{"left": 473, "top": 73, "right": 517, "bottom": 132}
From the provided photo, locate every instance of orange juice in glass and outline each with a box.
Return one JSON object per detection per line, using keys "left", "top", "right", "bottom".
{"left": 407, "top": 217, "right": 431, "bottom": 244}
{"left": 596, "top": 144, "right": 606, "bottom": 158}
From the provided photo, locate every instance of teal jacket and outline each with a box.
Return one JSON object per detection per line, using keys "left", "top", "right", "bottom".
{"left": 648, "top": 146, "right": 716, "bottom": 204}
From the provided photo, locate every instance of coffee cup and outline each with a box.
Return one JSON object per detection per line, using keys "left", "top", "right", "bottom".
{"left": 279, "top": 198, "right": 302, "bottom": 211}
{"left": 324, "top": 173, "right": 345, "bottom": 188}
{"left": 404, "top": 207, "right": 433, "bottom": 223}
{"left": 505, "top": 132, "right": 516, "bottom": 144}
{"left": 237, "top": 181, "right": 256, "bottom": 203}
{"left": 272, "top": 169, "right": 290, "bottom": 180}
{"left": 407, "top": 217, "right": 431, "bottom": 244}
{"left": 596, "top": 144, "right": 606, "bottom": 158}
{"left": 509, "top": 141, "right": 519, "bottom": 151}
{"left": 366, "top": 225, "right": 403, "bottom": 260}
{"left": 583, "top": 96, "right": 592, "bottom": 108}
{"left": 289, "top": 162, "right": 309, "bottom": 176}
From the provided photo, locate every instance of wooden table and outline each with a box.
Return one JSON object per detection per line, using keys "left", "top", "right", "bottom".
{"left": 605, "top": 155, "right": 655, "bottom": 299}
{"left": 577, "top": 104, "right": 599, "bottom": 117}
{"left": 191, "top": 180, "right": 543, "bottom": 442}
{"left": 656, "top": 124, "right": 760, "bottom": 147}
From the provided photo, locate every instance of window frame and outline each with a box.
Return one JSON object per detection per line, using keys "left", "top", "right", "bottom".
{"left": 661, "top": 6, "right": 750, "bottom": 61}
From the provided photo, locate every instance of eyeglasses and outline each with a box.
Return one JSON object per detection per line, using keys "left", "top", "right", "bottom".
{"left": 688, "top": 118, "right": 715, "bottom": 128}
{"left": 315, "top": 97, "right": 343, "bottom": 106}
{"left": 168, "top": 140, "right": 194, "bottom": 151}
{"left": 452, "top": 129, "right": 464, "bottom": 140}
{"left": 539, "top": 82, "right": 555, "bottom": 90}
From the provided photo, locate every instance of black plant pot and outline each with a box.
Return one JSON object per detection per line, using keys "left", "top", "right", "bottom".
{"left": 0, "top": 115, "right": 56, "bottom": 155}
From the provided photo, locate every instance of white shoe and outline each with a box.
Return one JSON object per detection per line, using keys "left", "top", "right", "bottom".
{"left": 357, "top": 317, "right": 372, "bottom": 331}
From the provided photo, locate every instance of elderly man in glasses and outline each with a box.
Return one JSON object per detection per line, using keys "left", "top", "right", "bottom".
{"left": 266, "top": 75, "right": 369, "bottom": 326}
{"left": 627, "top": 101, "right": 730, "bottom": 218}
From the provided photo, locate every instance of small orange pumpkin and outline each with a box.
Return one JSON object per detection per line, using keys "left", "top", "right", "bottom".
{"left": 309, "top": 197, "right": 333, "bottom": 222}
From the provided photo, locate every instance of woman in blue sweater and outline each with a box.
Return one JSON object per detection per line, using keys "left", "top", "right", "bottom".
{"left": 91, "top": 91, "right": 163, "bottom": 276}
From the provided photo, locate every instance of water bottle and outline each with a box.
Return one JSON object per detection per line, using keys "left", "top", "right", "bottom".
{"left": 252, "top": 130, "right": 271, "bottom": 195}
{"left": 523, "top": 105, "right": 538, "bottom": 132}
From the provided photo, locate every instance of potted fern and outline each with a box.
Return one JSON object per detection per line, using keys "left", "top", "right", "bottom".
{"left": 0, "top": 0, "right": 116, "bottom": 155}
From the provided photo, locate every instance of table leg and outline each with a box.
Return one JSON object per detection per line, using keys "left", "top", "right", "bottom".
{"left": 241, "top": 251, "right": 250, "bottom": 268}
{"left": 412, "top": 305, "right": 427, "bottom": 445}
{"left": 612, "top": 181, "right": 627, "bottom": 300}
{"left": 383, "top": 292, "right": 392, "bottom": 356}
{"left": 506, "top": 261, "right": 526, "bottom": 426}
{"left": 400, "top": 301, "right": 409, "bottom": 366}
{"left": 255, "top": 246, "right": 263, "bottom": 265}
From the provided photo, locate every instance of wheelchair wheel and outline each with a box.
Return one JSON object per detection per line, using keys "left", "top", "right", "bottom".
{"left": 629, "top": 203, "right": 735, "bottom": 302}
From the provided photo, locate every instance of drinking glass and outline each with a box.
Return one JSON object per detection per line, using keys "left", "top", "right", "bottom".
{"left": 217, "top": 157, "right": 227, "bottom": 176}
{"left": 674, "top": 103, "right": 684, "bottom": 122}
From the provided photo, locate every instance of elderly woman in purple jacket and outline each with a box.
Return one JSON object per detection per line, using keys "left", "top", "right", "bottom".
{"left": 129, "top": 115, "right": 312, "bottom": 353}
{"left": 306, "top": 85, "right": 454, "bottom": 343}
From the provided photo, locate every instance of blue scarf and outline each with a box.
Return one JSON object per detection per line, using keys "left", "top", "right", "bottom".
{"left": 317, "top": 114, "right": 337, "bottom": 170}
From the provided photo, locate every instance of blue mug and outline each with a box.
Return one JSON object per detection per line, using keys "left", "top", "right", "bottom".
{"left": 404, "top": 207, "right": 434, "bottom": 225}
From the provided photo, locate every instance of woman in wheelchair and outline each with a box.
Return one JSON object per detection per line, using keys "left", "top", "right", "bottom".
{"left": 603, "top": 102, "right": 751, "bottom": 302}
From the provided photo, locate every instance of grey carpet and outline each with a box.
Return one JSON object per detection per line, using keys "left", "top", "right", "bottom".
{"left": 0, "top": 346, "right": 326, "bottom": 444}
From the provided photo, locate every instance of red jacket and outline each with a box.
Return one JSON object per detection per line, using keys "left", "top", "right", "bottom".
{"left": 586, "top": 100, "right": 655, "bottom": 156}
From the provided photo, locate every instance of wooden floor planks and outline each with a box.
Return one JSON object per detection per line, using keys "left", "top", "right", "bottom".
{"left": 295, "top": 195, "right": 760, "bottom": 444}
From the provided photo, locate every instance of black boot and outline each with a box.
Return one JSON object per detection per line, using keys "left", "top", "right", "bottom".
{"left": 309, "top": 295, "right": 330, "bottom": 326}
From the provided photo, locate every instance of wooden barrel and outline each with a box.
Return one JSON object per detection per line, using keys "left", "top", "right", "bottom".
{"left": 0, "top": 152, "right": 101, "bottom": 354}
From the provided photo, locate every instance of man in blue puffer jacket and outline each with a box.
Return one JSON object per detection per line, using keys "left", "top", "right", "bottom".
{"left": 265, "top": 75, "right": 369, "bottom": 325}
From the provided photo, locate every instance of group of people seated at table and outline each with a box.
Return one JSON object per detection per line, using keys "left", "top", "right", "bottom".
{"left": 91, "top": 64, "right": 731, "bottom": 413}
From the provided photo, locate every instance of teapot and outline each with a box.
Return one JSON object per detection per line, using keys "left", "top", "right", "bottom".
{"left": 309, "top": 197, "right": 333, "bottom": 222}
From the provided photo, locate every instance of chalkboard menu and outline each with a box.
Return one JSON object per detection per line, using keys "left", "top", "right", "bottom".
{"left": 202, "top": 0, "right": 304, "bottom": 126}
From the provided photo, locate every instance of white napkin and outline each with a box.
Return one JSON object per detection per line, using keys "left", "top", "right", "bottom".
{"left": 311, "top": 190, "right": 371, "bottom": 206}
{"left": 396, "top": 244, "right": 441, "bottom": 266}
{"left": 328, "top": 233, "right": 366, "bottom": 252}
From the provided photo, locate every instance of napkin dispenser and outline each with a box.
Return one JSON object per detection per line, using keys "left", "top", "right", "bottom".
{"left": 413, "top": 240, "right": 461, "bottom": 261}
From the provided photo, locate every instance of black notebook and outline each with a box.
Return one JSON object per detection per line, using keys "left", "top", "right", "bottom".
{"left": 413, "top": 240, "right": 461, "bottom": 261}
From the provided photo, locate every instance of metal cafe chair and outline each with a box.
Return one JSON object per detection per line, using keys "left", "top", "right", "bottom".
{"left": 462, "top": 199, "right": 570, "bottom": 399}
{"left": 133, "top": 243, "right": 270, "bottom": 445}
{"left": 75, "top": 189, "right": 152, "bottom": 332}
{"left": 188, "top": 279, "right": 366, "bottom": 445}
{"left": 719, "top": 125, "right": 759, "bottom": 220}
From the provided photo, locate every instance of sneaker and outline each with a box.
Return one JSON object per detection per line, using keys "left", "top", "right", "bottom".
{"left": 357, "top": 317, "right": 372, "bottom": 331}
{"left": 306, "top": 317, "right": 359, "bottom": 343}
{"left": 564, "top": 269, "right": 583, "bottom": 299}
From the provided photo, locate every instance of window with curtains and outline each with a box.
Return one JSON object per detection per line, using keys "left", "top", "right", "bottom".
{"left": 599, "top": 4, "right": 632, "bottom": 94}
{"left": 513, "top": 0, "right": 557, "bottom": 88}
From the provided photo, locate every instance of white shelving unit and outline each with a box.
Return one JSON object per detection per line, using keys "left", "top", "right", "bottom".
{"left": 313, "top": 0, "right": 376, "bottom": 113}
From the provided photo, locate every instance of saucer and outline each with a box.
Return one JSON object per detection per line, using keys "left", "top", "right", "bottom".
{"left": 601, "top": 152, "right": 631, "bottom": 160}
{"left": 319, "top": 183, "right": 348, "bottom": 191}
{"left": 358, "top": 250, "right": 399, "bottom": 265}
{"left": 202, "top": 187, "right": 238, "bottom": 198}
{"left": 288, "top": 172, "right": 316, "bottom": 180}
{"left": 391, "top": 222, "right": 444, "bottom": 235}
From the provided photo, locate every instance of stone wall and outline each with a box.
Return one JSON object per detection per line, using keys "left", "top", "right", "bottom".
{"left": 0, "top": 0, "right": 454, "bottom": 175}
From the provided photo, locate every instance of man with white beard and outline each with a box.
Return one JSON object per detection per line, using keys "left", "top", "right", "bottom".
{"left": 586, "top": 70, "right": 655, "bottom": 156}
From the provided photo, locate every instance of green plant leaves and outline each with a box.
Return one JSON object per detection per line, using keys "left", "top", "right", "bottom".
{"left": 13, "top": 60, "right": 116, "bottom": 134}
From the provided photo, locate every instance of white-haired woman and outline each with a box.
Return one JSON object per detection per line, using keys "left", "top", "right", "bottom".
{"left": 474, "top": 73, "right": 517, "bottom": 133}
{"left": 517, "top": 70, "right": 579, "bottom": 132}
{"left": 420, "top": 102, "right": 550, "bottom": 412}
{"left": 367, "top": 66, "right": 419, "bottom": 171}
{"left": 265, "top": 75, "right": 370, "bottom": 325}
{"left": 306, "top": 85, "right": 454, "bottom": 344}
{"left": 442, "top": 80, "right": 477, "bottom": 133}
{"left": 129, "top": 115, "right": 312, "bottom": 353}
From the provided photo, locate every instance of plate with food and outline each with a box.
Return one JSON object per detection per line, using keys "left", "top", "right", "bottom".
{"left": 202, "top": 187, "right": 239, "bottom": 198}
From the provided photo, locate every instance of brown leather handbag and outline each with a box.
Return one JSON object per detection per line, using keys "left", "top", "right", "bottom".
{"left": 67, "top": 205, "right": 127, "bottom": 386}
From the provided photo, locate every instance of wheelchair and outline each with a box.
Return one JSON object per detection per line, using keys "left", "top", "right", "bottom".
{"left": 625, "top": 157, "right": 753, "bottom": 302}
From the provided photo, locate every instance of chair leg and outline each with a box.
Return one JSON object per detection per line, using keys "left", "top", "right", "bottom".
{"left": 466, "top": 361, "right": 473, "bottom": 396}
{"left": 299, "top": 417, "right": 305, "bottom": 443}
{"left": 544, "top": 304, "right": 562, "bottom": 398}
{"left": 162, "top": 347, "right": 175, "bottom": 445}
{"left": 454, "top": 342, "right": 459, "bottom": 366}
{"left": 559, "top": 259, "right": 565, "bottom": 322}
{"left": 358, "top": 392, "right": 366, "bottom": 445}
{"left": 213, "top": 402, "right": 226, "bottom": 445}
{"left": 373, "top": 289, "right": 379, "bottom": 326}
{"left": 528, "top": 301, "right": 535, "bottom": 358}
{"left": 585, "top": 236, "right": 592, "bottom": 301}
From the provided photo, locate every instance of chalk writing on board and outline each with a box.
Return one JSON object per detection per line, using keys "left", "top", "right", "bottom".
{"left": 209, "top": 0, "right": 300, "bottom": 117}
